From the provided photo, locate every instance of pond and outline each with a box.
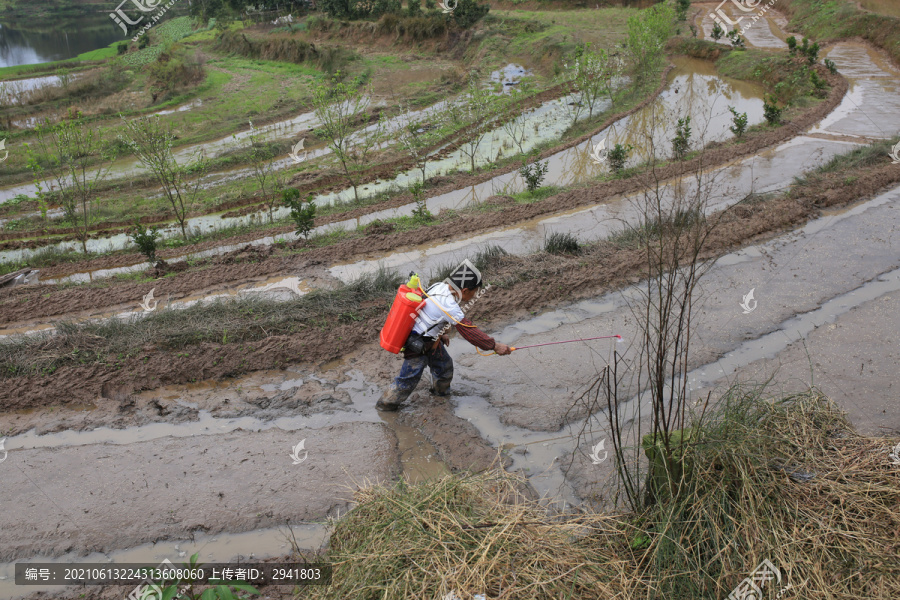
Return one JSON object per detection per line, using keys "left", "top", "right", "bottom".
{"left": 0, "top": 13, "right": 124, "bottom": 69}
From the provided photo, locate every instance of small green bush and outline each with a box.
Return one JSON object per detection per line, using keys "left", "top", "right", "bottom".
{"left": 129, "top": 222, "right": 162, "bottom": 265}
{"left": 763, "top": 93, "right": 782, "bottom": 125}
{"left": 544, "top": 231, "right": 580, "bottom": 255}
{"left": 607, "top": 143, "right": 632, "bottom": 174}
{"left": 409, "top": 181, "right": 433, "bottom": 221}
{"left": 728, "top": 106, "right": 748, "bottom": 138}
{"left": 672, "top": 116, "right": 692, "bottom": 160}
{"left": 519, "top": 154, "right": 549, "bottom": 192}
{"left": 283, "top": 188, "right": 317, "bottom": 239}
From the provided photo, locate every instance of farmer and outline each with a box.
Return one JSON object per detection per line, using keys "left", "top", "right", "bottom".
{"left": 376, "top": 260, "right": 512, "bottom": 411}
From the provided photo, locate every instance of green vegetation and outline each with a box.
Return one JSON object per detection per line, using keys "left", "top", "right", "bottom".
{"left": 518, "top": 152, "right": 549, "bottom": 192}
{"left": 671, "top": 116, "right": 691, "bottom": 160}
{"left": 128, "top": 223, "right": 162, "bottom": 265}
{"left": 543, "top": 231, "right": 580, "bottom": 255}
{"left": 780, "top": 0, "right": 900, "bottom": 65}
{"left": 607, "top": 142, "right": 631, "bottom": 174}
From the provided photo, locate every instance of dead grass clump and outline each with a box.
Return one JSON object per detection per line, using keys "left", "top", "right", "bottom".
{"left": 304, "top": 470, "right": 634, "bottom": 599}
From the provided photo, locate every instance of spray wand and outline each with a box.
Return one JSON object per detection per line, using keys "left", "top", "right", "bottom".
{"left": 509, "top": 334, "right": 623, "bottom": 352}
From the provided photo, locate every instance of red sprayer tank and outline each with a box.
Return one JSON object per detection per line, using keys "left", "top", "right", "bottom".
{"left": 380, "top": 274, "right": 425, "bottom": 354}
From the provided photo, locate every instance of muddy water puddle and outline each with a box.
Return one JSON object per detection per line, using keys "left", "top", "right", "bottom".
{"left": 6, "top": 365, "right": 449, "bottom": 484}
{"left": 0, "top": 524, "right": 327, "bottom": 600}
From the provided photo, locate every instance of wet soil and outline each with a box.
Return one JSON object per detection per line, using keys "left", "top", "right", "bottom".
{"left": 0, "top": 68, "right": 848, "bottom": 324}
{"left": 1, "top": 420, "right": 399, "bottom": 561}
{"left": 3, "top": 154, "right": 897, "bottom": 412}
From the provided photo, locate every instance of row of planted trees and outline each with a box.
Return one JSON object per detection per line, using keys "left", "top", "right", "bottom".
{"left": 24, "top": 111, "right": 207, "bottom": 254}
{"left": 17, "top": 1, "right": 681, "bottom": 258}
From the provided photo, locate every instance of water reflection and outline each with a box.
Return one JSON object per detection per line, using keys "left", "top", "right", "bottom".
{"left": 0, "top": 15, "right": 122, "bottom": 68}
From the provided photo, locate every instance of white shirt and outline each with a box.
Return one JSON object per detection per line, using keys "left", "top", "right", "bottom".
{"left": 412, "top": 282, "right": 465, "bottom": 338}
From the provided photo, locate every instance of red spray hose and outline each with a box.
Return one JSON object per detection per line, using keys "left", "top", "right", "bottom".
{"left": 510, "top": 334, "right": 622, "bottom": 351}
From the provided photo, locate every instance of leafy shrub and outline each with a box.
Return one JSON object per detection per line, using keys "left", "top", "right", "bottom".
{"left": 810, "top": 70, "right": 827, "bottom": 92}
{"left": 138, "top": 33, "right": 149, "bottom": 49}
{"left": 676, "top": 0, "right": 690, "bottom": 21}
{"left": 763, "top": 93, "right": 782, "bottom": 125}
{"left": 451, "top": 0, "right": 490, "bottom": 29}
{"left": 786, "top": 36, "right": 797, "bottom": 54}
{"left": 129, "top": 222, "right": 162, "bottom": 265}
{"left": 519, "top": 154, "right": 549, "bottom": 192}
{"left": 711, "top": 21, "right": 724, "bottom": 41}
{"left": 117, "top": 42, "right": 128, "bottom": 55}
{"left": 607, "top": 143, "right": 632, "bottom": 174}
{"left": 671, "top": 116, "right": 692, "bottom": 160}
{"left": 799, "top": 37, "right": 819, "bottom": 64}
{"left": 283, "top": 188, "right": 317, "bottom": 239}
{"left": 410, "top": 181, "right": 433, "bottom": 221}
{"left": 824, "top": 58, "right": 837, "bottom": 74}
{"left": 726, "top": 28, "right": 745, "bottom": 49}
{"left": 728, "top": 106, "right": 748, "bottom": 138}
{"left": 146, "top": 47, "right": 205, "bottom": 101}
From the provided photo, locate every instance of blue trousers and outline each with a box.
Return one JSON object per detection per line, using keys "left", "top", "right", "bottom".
{"left": 391, "top": 341, "right": 454, "bottom": 400}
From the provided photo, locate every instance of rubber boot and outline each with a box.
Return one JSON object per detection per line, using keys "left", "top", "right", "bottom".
{"left": 376, "top": 387, "right": 410, "bottom": 411}
{"left": 430, "top": 378, "right": 452, "bottom": 397}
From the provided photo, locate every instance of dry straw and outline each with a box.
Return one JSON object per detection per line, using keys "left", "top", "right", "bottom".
{"left": 300, "top": 387, "right": 899, "bottom": 599}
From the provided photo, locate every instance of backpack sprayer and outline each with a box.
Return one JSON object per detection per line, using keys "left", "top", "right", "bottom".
{"left": 379, "top": 273, "right": 425, "bottom": 354}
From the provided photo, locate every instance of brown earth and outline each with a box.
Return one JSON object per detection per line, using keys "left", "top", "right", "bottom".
{"left": 0, "top": 65, "right": 847, "bottom": 323}
{"left": 1, "top": 152, "right": 898, "bottom": 411}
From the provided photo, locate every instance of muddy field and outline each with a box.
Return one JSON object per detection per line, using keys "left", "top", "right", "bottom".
{"left": 2, "top": 2, "right": 900, "bottom": 600}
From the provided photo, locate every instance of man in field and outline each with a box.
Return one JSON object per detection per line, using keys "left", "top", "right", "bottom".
{"left": 376, "top": 260, "right": 512, "bottom": 411}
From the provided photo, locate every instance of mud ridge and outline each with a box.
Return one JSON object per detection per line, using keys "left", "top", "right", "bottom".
{"left": 2, "top": 153, "right": 897, "bottom": 410}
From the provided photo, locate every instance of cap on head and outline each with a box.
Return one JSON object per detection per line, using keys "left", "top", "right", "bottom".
{"left": 447, "top": 259, "right": 483, "bottom": 291}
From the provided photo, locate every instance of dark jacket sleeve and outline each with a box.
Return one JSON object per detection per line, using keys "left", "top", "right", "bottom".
{"left": 455, "top": 318, "right": 496, "bottom": 351}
